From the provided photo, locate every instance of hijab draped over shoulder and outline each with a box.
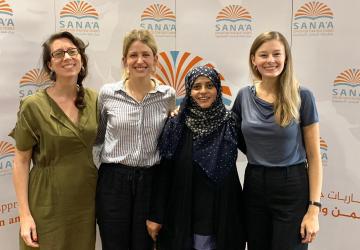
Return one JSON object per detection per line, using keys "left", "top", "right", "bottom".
{"left": 159, "top": 66, "right": 238, "bottom": 183}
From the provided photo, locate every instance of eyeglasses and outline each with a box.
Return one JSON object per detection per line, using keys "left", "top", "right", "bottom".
{"left": 51, "top": 48, "right": 79, "bottom": 59}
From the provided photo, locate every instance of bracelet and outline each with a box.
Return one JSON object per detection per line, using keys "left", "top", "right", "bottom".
{"left": 309, "top": 200, "right": 321, "bottom": 208}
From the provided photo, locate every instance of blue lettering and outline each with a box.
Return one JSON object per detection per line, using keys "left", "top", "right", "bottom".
{"left": 75, "top": 21, "right": 82, "bottom": 29}
{"left": 67, "top": 21, "right": 74, "bottom": 29}
{"left": 309, "top": 22, "right": 317, "bottom": 29}
{"left": 85, "top": 22, "right": 92, "bottom": 29}
{"left": 321, "top": 153, "right": 328, "bottom": 161}
{"left": 0, "top": 18, "right": 14, "bottom": 26}
{"left": 154, "top": 23, "right": 161, "bottom": 31}
{"left": 295, "top": 21, "right": 334, "bottom": 30}
{"left": 340, "top": 89, "right": 347, "bottom": 96}
{"left": 93, "top": 22, "right": 100, "bottom": 30}
{"left": 349, "top": 89, "right": 359, "bottom": 97}
{"left": 0, "top": 160, "right": 13, "bottom": 169}
{"left": 7, "top": 18, "right": 14, "bottom": 26}
{"left": 217, "top": 24, "right": 252, "bottom": 32}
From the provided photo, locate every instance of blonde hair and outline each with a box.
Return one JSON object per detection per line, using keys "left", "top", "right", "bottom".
{"left": 249, "top": 31, "right": 300, "bottom": 127}
{"left": 122, "top": 29, "right": 158, "bottom": 79}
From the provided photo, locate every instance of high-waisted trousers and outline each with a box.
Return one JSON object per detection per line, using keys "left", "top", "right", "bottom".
{"left": 96, "top": 163, "right": 155, "bottom": 250}
{"left": 244, "top": 163, "right": 309, "bottom": 250}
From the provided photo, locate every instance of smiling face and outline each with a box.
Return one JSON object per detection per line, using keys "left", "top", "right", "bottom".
{"left": 48, "top": 37, "right": 82, "bottom": 81}
{"left": 123, "top": 40, "right": 157, "bottom": 79}
{"left": 251, "top": 39, "right": 286, "bottom": 81}
{"left": 190, "top": 76, "right": 218, "bottom": 109}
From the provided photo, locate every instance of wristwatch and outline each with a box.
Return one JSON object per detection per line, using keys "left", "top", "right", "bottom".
{"left": 309, "top": 200, "right": 321, "bottom": 208}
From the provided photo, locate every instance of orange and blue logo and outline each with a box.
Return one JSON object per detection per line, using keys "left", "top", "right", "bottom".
{"left": 155, "top": 51, "right": 233, "bottom": 106}
{"left": 332, "top": 68, "right": 360, "bottom": 103}
{"left": 0, "top": 141, "right": 15, "bottom": 176}
{"left": 293, "top": 1, "right": 334, "bottom": 36}
{"left": 59, "top": 0, "right": 100, "bottom": 35}
{"left": 140, "top": 4, "right": 175, "bottom": 37}
{"left": 0, "top": 0, "right": 15, "bottom": 33}
{"left": 215, "top": 5, "right": 252, "bottom": 37}
{"left": 19, "top": 69, "right": 52, "bottom": 99}
{"left": 320, "top": 137, "right": 328, "bottom": 166}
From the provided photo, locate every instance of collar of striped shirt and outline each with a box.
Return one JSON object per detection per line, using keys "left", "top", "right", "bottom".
{"left": 114, "top": 78, "right": 167, "bottom": 94}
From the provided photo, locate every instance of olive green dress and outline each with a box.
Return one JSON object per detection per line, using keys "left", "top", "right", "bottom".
{"left": 10, "top": 88, "right": 98, "bottom": 250}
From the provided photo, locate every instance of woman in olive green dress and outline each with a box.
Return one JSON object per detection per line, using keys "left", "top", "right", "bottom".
{"left": 10, "top": 31, "right": 98, "bottom": 250}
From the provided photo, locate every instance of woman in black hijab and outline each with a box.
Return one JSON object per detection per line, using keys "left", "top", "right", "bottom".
{"left": 147, "top": 66, "right": 246, "bottom": 250}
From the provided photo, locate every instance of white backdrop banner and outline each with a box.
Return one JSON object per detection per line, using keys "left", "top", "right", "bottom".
{"left": 0, "top": 0, "right": 359, "bottom": 249}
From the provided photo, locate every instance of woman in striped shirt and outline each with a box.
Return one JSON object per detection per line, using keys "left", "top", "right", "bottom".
{"left": 95, "top": 29, "right": 175, "bottom": 250}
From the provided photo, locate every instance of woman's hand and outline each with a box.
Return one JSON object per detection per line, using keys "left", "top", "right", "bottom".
{"left": 169, "top": 106, "right": 180, "bottom": 117}
{"left": 300, "top": 206, "right": 320, "bottom": 243}
{"left": 20, "top": 214, "right": 39, "bottom": 247}
{"left": 146, "top": 220, "right": 162, "bottom": 241}
{"left": 13, "top": 148, "right": 38, "bottom": 247}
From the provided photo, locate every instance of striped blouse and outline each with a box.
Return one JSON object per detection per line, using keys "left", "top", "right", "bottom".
{"left": 96, "top": 80, "right": 176, "bottom": 167}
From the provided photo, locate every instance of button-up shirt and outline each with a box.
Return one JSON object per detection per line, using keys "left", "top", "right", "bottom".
{"left": 96, "top": 79, "right": 176, "bottom": 167}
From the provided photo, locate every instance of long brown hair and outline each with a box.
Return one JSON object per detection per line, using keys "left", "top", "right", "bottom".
{"left": 249, "top": 31, "right": 300, "bottom": 127}
{"left": 42, "top": 31, "right": 88, "bottom": 109}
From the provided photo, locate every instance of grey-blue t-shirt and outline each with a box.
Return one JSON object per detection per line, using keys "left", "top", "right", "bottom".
{"left": 232, "top": 85, "right": 319, "bottom": 167}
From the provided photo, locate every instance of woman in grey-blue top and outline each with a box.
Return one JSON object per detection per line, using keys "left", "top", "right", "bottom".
{"left": 232, "top": 31, "right": 322, "bottom": 250}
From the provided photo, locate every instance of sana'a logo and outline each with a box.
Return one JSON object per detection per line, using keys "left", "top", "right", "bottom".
{"left": 0, "top": 141, "right": 15, "bottom": 176}
{"left": 0, "top": 0, "right": 15, "bottom": 33}
{"left": 155, "top": 51, "right": 233, "bottom": 106}
{"left": 293, "top": 1, "right": 334, "bottom": 36}
{"left": 59, "top": 0, "right": 100, "bottom": 35}
{"left": 19, "top": 69, "right": 52, "bottom": 98}
{"left": 140, "top": 3, "right": 175, "bottom": 37}
{"left": 332, "top": 69, "right": 360, "bottom": 103}
{"left": 215, "top": 5, "right": 252, "bottom": 37}
{"left": 320, "top": 137, "right": 328, "bottom": 166}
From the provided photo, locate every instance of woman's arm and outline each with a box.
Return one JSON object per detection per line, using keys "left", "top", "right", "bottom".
{"left": 95, "top": 90, "right": 107, "bottom": 146}
{"left": 12, "top": 148, "right": 39, "bottom": 248}
{"left": 300, "top": 122, "right": 323, "bottom": 243}
{"left": 147, "top": 159, "right": 173, "bottom": 241}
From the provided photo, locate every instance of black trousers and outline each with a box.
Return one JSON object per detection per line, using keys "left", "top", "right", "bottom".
{"left": 96, "top": 163, "right": 154, "bottom": 250}
{"left": 244, "top": 163, "right": 309, "bottom": 250}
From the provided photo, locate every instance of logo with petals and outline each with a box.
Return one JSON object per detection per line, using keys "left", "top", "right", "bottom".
{"left": 59, "top": 0, "right": 100, "bottom": 35}
{"left": 332, "top": 68, "right": 360, "bottom": 103}
{"left": 155, "top": 51, "right": 233, "bottom": 106}
{"left": 215, "top": 5, "right": 252, "bottom": 37}
{"left": 0, "top": 0, "right": 15, "bottom": 33}
{"left": 19, "top": 69, "right": 52, "bottom": 99}
{"left": 0, "top": 141, "right": 15, "bottom": 176}
{"left": 320, "top": 137, "right": 328, "bottom": 166}
{"left": 293, "top": 1, "right": 334, "bottom": 36}
{"left": 140, "top": 4, "right": 176, "bottom": 37}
